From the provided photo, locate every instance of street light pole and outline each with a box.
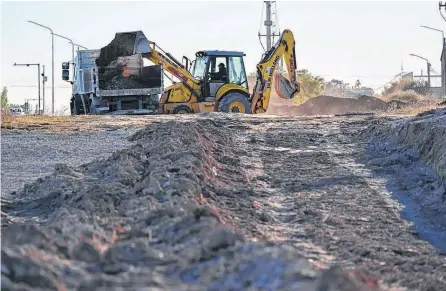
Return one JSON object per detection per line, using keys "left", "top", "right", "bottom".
{"left": 52, "top": 33, "right": 87, "bottom": 93}
{"left": 420, "top": 25, "right": 444, "bottom": 40}
{"left": 410, "top": 53, "right": 431, "bottom": 88}
{"left": 53, "top": 33, "right": 75, "bottom": 82}
{"left": 13, "top": 63, "right": 41, "bottom": 114}
{"left": 420, "top": 25, "right": 445, "bottom": 94}
{"left": 42, "top": 65, "right": 46, "bottom": 113}
{"left": 28, "top": 21, "right": 54, "bottom": 115}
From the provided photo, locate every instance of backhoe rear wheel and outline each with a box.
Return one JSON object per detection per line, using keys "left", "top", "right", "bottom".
{"left": 217, "top": 92, "right": 252, "bottom": 114}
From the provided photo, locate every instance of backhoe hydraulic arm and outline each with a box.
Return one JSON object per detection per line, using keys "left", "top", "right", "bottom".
{"left": 250, "top": 29, "right": 300, "bottom": 114}
{"left": 143, "top": 42, "right": 195, "bottom": 83}
{"left": 142, "top": 42, "right": 201, "bottom": 100}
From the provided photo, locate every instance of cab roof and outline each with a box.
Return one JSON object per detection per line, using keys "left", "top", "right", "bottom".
{"left": 196, "top": 50, "right": 245, "bottom": 57}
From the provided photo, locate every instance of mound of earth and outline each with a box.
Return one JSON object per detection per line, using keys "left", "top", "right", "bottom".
{"left": 1, "top": 116, "right": 386, "bottom": 291}
{"left": 365, "top": 108, "right": 446, "bottom": 185}
{"left": 102, "top": 75, "right": 149, "bottom": 90}
{"left": 268, "top": 95, "right": 390, "bottom": 116}
{"left": 359, "top": 108, "right": 446, "bottom": 256}
{"left": 96, "top": 32, "right": 138, "bottom": 68}
{"left": 96, "top": 32, "right": 161, "bottom": 91}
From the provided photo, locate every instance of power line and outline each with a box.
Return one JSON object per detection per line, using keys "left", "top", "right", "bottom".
{"left": 373, "top": 72, "right": 403, "bottom": 91}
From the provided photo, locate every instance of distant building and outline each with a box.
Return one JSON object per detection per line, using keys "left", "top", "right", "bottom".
{"left": 401, "top": 72, "right": 413, "bottom": 80}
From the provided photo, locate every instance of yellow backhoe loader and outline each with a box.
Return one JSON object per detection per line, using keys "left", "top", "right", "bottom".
{"left": 100, "top": 29, "right": 300, "bottom": 114}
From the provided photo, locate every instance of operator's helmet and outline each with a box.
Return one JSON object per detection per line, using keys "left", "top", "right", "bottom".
{"left": 218, "top": 63, "right": 225, "bottom": 68}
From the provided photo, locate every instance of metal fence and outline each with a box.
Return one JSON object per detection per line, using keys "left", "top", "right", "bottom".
{"left": 412, "top": 75, "right": 444, "bottom": 97}
{"left": 413, "top": 75, "right": 442, "bottom": 88}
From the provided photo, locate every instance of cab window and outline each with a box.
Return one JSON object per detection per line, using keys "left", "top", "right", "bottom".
{"left": 228, "top": 56, "right": 248, "bottom": 89}
{"left": 191, "top": 56, "right": 208, "bottom": 79}
{"left": 208, "top": 56, "right": 227, "bottom": 82}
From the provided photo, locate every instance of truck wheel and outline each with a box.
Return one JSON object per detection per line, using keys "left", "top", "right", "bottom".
{"left": 89, "top": 100, "right": 97, "bottom": 115}
{"left": 70, "top": 98, "right": 75, "bottom": 115}
{"left": 73, "top": 95, "right": 83, "bottom": 115}
{"left": 218, "top": 92, "right": 252, "bottom": 114}
{"left": 171, "top": 105, "right": 193, "bottom": 114}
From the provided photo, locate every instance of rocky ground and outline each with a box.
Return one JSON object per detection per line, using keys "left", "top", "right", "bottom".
{"left": 1, "top": 112, "right": 446, "bottom": 290}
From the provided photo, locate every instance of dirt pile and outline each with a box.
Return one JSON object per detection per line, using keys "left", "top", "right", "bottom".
{"left": 267, "top": 95, "right": 392, "bottom": 116}
{"left": 266, "top": 94, "right": 446, "bottom": 116}
{"left": 1, "top": 115, "right": 386, "bottom": 290}
{"left": 359, "top": 108, "right": 446, "bottom": 253}
{"left": 96, "top": 32, "right": 161, "bottom": 90}
{"left": 96, "top": 33, "right": 139, "bottom": 68}
{"left": 364, "top": 108, "right": 446, "bottom": 185}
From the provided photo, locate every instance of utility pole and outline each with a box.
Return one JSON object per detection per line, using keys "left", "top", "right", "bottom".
{"left": 265, "top": 1, "right": 272, "bottom": 50}
{"left": 258, "top": 1, "right": 281, "bottom": 51}
{"left": 13, "top": 63, "right": 41, "bottom": 114}
{"left": 420, "top": 25, "right": 445, "bottom": 94}
{"left": 410, "top": 53, "right": 432, "bottom": 88}
{"left": 440, "top": 2, "right": 446, "bottom": 22}
{"left": 28, "top": 21, "right": 54, "bottom": 115}
{"left": 53, "top": 33, "right": 87, "bottom": 93}
{"left": 426, "top": 65, "right": 431, "bottom": 88}
{"left": 42, "top": 65, "right": 46, "bottom": 113}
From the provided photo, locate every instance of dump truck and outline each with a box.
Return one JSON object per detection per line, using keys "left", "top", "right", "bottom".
{"left": 63, "top": 31, "right": 164, "bottom": 115}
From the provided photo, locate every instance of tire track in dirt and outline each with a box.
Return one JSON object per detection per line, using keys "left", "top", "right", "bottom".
{"left": 226, "top": 115, "right": 446, "bottom": 290}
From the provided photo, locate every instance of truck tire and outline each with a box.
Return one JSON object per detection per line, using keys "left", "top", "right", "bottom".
{"left": 72, "top": 95, "right": 87, "bottom": 115}
{"left": 89, "top": 100, "right": 97, "bottom": 115}
{"left": 217, "top": 92, "right": 252, "bottom": 114}
{"left": 70, "top": 98, "right": 75, "bottom": 115}
{"left": 171, "top": 105, "right": 193, "bottom": 114}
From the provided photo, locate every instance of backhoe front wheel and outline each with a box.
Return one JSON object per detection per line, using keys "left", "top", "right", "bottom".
{"left": 217, "top": 92, "right": 252, "bottom": 114}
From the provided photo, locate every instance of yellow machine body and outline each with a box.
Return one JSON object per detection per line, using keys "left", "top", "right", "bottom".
{"left": 119, "top": 29, "right": 300, "bottom": 114}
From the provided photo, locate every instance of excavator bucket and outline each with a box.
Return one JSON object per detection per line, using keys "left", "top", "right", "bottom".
{"left": 274, "top": 73, "right": 299, "bottom": 100}
{"left": 96, "top": 31, "right": 151, "bottom": 67}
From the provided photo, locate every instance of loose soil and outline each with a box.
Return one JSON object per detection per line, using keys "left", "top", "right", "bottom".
{"left": 96, "top": 32, "right": 159, "bottom": 90}
{"left": 266, "top": 95, "right": 446, "bottom": 116}
{"left": 267, "top": 95, "right": 408, "bottom": 116}
{"left": 2, "top": 113, "right": 446, "bottom": 290}
{"left": 360, "top": 109, "right": 446, "bottom": 252}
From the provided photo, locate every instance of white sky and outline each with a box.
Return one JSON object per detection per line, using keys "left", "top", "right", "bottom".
{"left": 1, "top": 0, "right": 445, "bottom": 111}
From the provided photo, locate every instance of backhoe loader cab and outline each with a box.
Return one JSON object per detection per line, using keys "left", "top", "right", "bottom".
{"left": 191, "top": 50, "right": 249, "bottom": 97}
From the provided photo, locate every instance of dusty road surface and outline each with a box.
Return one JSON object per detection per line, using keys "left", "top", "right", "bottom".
{"left": 1, "top": 112, "right": 446, "bottom": 291}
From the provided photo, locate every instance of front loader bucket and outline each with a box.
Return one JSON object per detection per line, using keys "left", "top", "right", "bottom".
{"left": 274, "top": 73, "right": 300, "bottom": 99}
{"left": 96, "top": 31, "right": 151, "bottom": 67}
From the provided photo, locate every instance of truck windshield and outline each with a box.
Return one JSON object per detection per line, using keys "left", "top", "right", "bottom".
{"left": 191, "top": 56, "right": 208, "bottom": 79}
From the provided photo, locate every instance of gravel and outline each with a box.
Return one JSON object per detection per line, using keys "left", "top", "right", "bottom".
{"left": 1, "top": 129, "right": 140, "bottom": 198}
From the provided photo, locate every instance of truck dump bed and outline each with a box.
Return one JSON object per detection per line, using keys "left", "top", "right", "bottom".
{"left": 72, "top": 31, "right": 164, "bottom": 115}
